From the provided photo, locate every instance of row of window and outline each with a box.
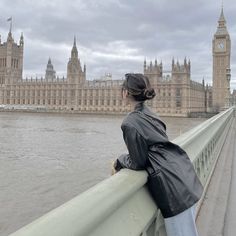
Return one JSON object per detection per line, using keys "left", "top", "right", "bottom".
{"left": 0, "top": 58, "right": 6, "bottom": 68}
{"left": 2, "top": 93, "right": 205, "bottom": 106}
{"left": 5, "top": 91, "right": 185, "bottom": 98}
{"left": 11, "top": 58, "right": 19, "bottom": 69}
{"left": 0, "top": 58, "right": 19, "bottom": 68}
{"left": 5, "top": 99, "right": 67, "bottom": 105}
{"left": 0, "top": 77, "right": 5, "bottom": 84}
{"left": 4, "top": 99, "right": 125, "bottom": 106}
{"left": 3, "top": 99, "right": 183, "bottom": 108}
{"left": 215, "top": 58, "right": 225, "bottom": 66}
{"left": 4, "top": 89, "right": 121, "bottom": 97}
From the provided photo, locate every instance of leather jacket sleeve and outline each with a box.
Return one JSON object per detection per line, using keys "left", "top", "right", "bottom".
{"left": 115, "top": 124, "right": 148, "bottom": 171}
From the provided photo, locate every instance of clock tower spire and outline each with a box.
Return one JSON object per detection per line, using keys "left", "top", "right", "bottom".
{"left": 212, "top": 6, "right": 231, "bottom": 110}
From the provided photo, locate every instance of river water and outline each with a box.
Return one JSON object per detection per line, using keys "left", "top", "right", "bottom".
{"left": 0, "top": 111, "right": 206, "bottom": 235}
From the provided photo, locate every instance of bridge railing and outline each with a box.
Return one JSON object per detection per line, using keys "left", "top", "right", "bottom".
{"left": 9, "top": 107, "right": 235, "bottom": 236}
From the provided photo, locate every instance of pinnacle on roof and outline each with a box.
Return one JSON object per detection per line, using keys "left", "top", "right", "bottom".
{"left": 219, "top": 6, "right": 225, "bottom": 21}
{"left": 73, "top": 35, "right": 76, "bottom": 47}
{"left": 20, "top": 32, "right": 24, "bottom": 40}
{"left": 218, "top": 6, "right": 226, "bottom": 24}
{"left": 7, "top": 31, "right": 13, "bottom": 42}
{"left": 20, "top": 32, "right": 24, "bottom": 45}
{"left": 215, "top": 5, "right": 228, "bottom": 36}
{"left": 71, "top": 36, "right": 78, "bottom": 58}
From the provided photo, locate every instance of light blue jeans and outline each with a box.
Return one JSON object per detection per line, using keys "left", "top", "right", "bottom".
{"left": 164, "top": 205, "right": 199, "bottom": 236}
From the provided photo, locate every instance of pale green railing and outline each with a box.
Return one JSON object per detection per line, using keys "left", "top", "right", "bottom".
{"left": 9, "top": 107, "right": 235, "bottom": 236}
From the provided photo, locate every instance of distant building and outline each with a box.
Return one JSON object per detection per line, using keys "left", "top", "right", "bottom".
{"left": 212, "top": 7, "right": 231, "bottom": 111}
{"left": 0, "top": 30, "right": 23, "bottom": 85}
{"left": 45, "top": 58, "right": 56, "bottom": 81}
{"left": 0, "top": 7, "right": 231, "bottom": 116}
{"left": 143, "top": 58, "right": 212, "bottom": 116}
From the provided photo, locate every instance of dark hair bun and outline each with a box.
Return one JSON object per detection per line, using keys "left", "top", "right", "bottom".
{"left": 123, "top": 73, "right": 156, "bottom": 101}
{"left": 144, "top": 88, "right": 156, "bottom": 100}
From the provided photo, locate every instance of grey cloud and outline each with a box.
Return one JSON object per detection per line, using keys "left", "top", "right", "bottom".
{"left": 0, "top": 0, "right": 235, "bottom": 88}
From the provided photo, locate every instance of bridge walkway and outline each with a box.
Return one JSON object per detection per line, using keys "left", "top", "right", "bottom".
{"left": 196, "top": 116, "right": 236, "bottom": 236}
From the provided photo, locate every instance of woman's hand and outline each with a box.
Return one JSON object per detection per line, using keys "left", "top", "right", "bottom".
{"left": 111, "top": 160, "right": 117, "bottom": 175}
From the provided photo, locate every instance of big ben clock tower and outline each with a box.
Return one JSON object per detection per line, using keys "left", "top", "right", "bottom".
{"left": 212, "top": 7, "right": 231, "bottom": 110}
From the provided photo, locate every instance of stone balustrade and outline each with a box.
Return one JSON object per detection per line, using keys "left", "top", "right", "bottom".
{"left": 9, "top": 107, "right": 235, "bottom": 236}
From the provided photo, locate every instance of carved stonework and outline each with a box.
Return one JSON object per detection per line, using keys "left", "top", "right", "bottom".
{"left": 212, "top": 7, "right": 231, "bottom": 110}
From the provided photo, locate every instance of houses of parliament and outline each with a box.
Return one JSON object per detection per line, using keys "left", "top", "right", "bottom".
{"left": 0, "top": 8, "right": 232, "bottom": 117}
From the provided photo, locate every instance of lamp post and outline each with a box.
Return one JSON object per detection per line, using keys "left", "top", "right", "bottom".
{"left": 226, "top": 68, "right": 231, "bottom": 108}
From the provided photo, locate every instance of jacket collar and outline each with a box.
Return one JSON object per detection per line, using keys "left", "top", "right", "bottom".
{"left": 133, "top": 102, "right": 167, "bottom": 131}
{"left": 134, "top": 102, "right": 145, "bottom": 112}
{"left": 134, "top": 102, "right": 151, "bottom": 114}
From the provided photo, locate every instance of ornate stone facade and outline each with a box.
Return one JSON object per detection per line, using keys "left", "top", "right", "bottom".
{"left": 143, "top": 58, "right": 212, "bottom": 116}
{"left": 3, "top": 10, "right": 232, "bottom": 116}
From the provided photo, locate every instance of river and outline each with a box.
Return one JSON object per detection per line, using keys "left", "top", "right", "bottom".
{"left": 0, "top": 111, "right": 206, "bottom": 235}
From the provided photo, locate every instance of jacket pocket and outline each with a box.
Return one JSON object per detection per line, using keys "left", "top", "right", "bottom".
{"left": 147, "top": 171, "right": 169, "bottom": 210}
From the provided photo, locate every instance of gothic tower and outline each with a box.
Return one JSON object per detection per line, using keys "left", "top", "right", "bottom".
{"left": 67, "top": 36, "right": 86, "bottom": 84}
{"left": 171, "top": 57, "right": 191, "bottom": 83}
{"left": 0, "top": 29, "right": 24, "bottom": 85}
{"left": 45, "top": 57, "right": 56, "bottom": 81}
{"left": 143, "top": 59, "right": 163, "bottom": 86}
{"left": 212, "top": 7, "right": 231, "bottom": 110}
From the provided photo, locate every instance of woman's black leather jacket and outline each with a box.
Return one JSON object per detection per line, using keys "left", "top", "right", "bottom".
{"left": 115, "top": 102, "right": 203, "bottom": 218}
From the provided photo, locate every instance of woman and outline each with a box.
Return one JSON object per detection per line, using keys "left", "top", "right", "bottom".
{"left": 113, "top": 73, "right": 203, "bottom": 236}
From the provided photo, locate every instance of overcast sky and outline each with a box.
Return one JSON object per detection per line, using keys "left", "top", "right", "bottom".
{"left": 0, "top": 0, "right": 236, "bottom": 89}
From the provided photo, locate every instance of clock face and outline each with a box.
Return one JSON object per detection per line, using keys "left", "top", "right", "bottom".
{"left": 217, "top": 41, "right": 224, "bottom": 50}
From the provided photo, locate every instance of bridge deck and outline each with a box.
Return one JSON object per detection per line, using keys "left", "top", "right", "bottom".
{"left": 196, "top": 117, "right": 236, "bottom": 236}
